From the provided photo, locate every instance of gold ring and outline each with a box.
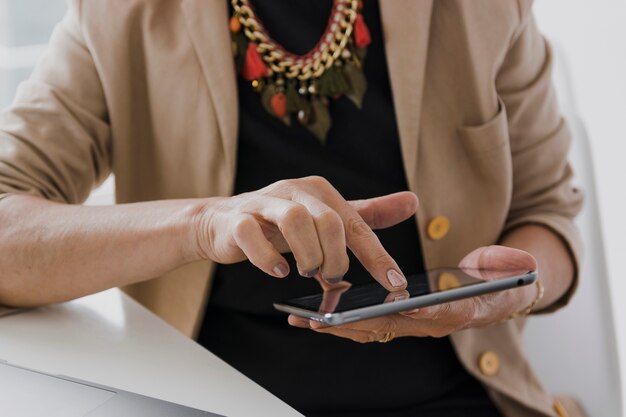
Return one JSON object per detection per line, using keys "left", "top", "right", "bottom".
{"left": 378, "top": 331, "right": 395, "bottom": 343}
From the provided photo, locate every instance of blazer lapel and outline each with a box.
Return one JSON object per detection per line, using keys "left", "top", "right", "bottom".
{"left": 181, "top": 0, "right": 238, "bottom": 180}
{"left": 380, "top": 0, "right": 433, "bottom": 193}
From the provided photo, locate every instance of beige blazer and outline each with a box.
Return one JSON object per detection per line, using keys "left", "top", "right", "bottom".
{"left": 0, "top": 1, "right": 584, "bottom": 416}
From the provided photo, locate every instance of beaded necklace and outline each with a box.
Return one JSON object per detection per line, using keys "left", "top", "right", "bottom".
{"left": 230, "top": 0, "right": 371, "bottom": 142}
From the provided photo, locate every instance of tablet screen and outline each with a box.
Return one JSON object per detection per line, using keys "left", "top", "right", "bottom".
{"left": 278, "top": 268, "right": 526, "bottom": 314}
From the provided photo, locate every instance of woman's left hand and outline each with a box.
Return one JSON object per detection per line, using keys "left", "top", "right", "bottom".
{"left": 288, "top": 245, "right": 538, "bottom": 342}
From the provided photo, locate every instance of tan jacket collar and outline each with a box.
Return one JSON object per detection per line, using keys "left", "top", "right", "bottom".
{"left": 380, "top": 0, "right": 433, "bottom": 192}
{"left": 181, "top": 0, "right": 434, "bottom": 192}
{"left": 181, "top": 0, "right": 239, "bottom": 180}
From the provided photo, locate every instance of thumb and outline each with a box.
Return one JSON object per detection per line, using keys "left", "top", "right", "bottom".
{"left": 459, "top": 245, "right": 537, "bottom": 280}
{"left": 348, "top": 191, "right": 418, "bottom": 230}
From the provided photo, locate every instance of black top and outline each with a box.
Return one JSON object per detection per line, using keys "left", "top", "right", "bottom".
{"left": 198, "top": 1, "right": 502, "bottom": 416}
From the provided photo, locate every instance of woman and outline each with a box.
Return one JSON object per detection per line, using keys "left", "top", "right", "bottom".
{"left": 0, "top": 0, "right": 583, "bottom": 416}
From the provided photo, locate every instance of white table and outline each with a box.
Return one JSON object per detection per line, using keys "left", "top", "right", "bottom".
{"left": 0, "top": 289, "right": 301, "bottom": 417}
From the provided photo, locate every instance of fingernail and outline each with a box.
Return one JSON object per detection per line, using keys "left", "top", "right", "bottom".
{"left": 273, "top": 263, "right": 289, "bottom": 277}
{"left": 401, "top": 308, "right": 420, "bottom": 315}
{"left": 303, "top": 268, "right": 319, "bottom": 278}
{"left": 324, "top": 276, "right": 343, "bottom": 285}
{"left": 387, "top": 269, "right": 407, "bottom": 288}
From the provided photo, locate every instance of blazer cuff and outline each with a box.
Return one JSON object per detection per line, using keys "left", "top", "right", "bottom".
{"left": 503, "top": 213, "right": 582, "bottom": 314}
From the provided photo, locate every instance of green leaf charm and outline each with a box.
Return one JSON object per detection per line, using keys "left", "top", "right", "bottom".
{"left": 286, "top": 82, "right": 307, "bottom": 113}
{"left": 317, "top": 66, "right": 350, "bottom": 97}
{"left": 261, "top": 83, "right": 275, "bottom": 112}
{"left": 344, "top": 62, "right": 368, "bottom": 109}
{"left": 355, "top": 47, "right": 368, "bottom": 66}
{"left": 306, "top": 99, "right": 331, "bottom": 143}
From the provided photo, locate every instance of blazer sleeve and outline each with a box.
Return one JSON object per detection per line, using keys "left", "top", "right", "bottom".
{"left": 496, "top": 5, "right": 584, "bottom": 313}
{"left": 0, "top": 0, "right": 110, "bottom": 205}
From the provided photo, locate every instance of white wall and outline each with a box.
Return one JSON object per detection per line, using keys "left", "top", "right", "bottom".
{"left": 0, "top": 0, "right": 66, "bottom": 108}
{"left": 0, "top": 0, "right": 116, "bottom": 205}
{"left": 534, "top": 0, "right": 626, "bottom": 404}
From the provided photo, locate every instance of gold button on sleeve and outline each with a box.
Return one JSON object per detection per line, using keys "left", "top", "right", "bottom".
{"left": 427, "top": 216, "right": 450, "bottom": 240}
{"left": 553, "top": 401, "right": 569, "bottom": 417}
{"left": 478, "top": 351, "right": 500, "bottom": 376}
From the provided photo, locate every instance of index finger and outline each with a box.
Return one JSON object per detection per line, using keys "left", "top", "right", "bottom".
{"left": 294, "top": 177, "right": 408, "bottom": 291}
{"left": 342, "top": 213, "right": 407, "bottom": 291}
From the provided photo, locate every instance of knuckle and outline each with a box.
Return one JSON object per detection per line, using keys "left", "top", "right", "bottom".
{"left": 322, "top": 254, "right": 350, "bottom": 279}
{"left": 268, "top": 179, "right": 299, "bottom": 196}
{"left": 371, "top": 252, "right": 393, "bottom": 270}
{"left": 281, "top": 178, "right": 298, "bottom": 187}
{"left": 299, "top": 254, "right": 323, "bottom": 273}
{"left": 280, "top": 204, "right": 310, "bottom": 228}
{"left": 316, "top": 210, "right": 344, "bottom": 235}
{"left": 347, "top": 217, "right": 373, "bottom": 239}
{"left": 232, "top": 215, "right": 257, "bottom": 241}
{"left": 305, "top": 175, "right": 331, "bottom": 189}
{"left": 270, "top": 179, "right": 290, "bottom": 191}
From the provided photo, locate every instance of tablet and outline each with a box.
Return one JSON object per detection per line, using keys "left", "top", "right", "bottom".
{"left": 273, "top": 267, "right": 537, "bottom": 325}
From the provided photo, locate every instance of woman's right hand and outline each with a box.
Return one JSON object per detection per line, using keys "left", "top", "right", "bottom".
{"left": 192, "top": 176, "right": 418, "bottom": 290}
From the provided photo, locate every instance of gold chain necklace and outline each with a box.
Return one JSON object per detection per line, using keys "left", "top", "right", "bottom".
{"left": 230, "top": 0, "right": 371, "bottom": 142}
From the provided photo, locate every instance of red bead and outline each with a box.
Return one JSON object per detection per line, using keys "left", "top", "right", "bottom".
{"left": 271, "top": 93, "right": 287, "bottom": 118}
{"left": 241, "top": 43, "right": 268, "bottom": 81}
{"left": 229, "top": 16, "right": 241, "bottom": 33}
{"left": 354, "top": 14, "right": 371, "bottom": 48}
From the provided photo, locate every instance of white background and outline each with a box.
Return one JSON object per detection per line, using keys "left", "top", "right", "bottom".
{"left": 1, "top": 0, "right": 626, "bottom": 409}
{"left": 534, "top": 0, "right": 626, "bottom": 403}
